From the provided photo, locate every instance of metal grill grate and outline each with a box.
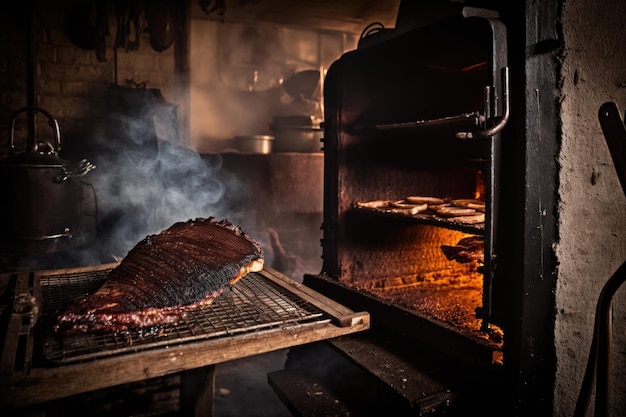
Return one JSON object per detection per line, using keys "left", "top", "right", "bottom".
{"left": 40, "top": 268, "right": 328, "bottom": 364}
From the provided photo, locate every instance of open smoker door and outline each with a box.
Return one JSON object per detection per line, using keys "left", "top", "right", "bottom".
{"left": 272, "top": 7, "right": 511, "bottom": 417}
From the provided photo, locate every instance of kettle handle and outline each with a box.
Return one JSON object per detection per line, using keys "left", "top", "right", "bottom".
{"left": 9, "top": 106, "right": 62, "bottom": 155}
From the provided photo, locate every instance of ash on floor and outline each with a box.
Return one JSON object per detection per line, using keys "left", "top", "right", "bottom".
{"left": 214, "top": 349, "right": 292, "bottom": 417}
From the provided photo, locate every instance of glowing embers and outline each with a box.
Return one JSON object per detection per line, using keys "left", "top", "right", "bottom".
{"left": 360, "top": 268, "right": 484, "bottom": 332}
{"left": 353, "top": 227, "right": 502, "bottom": 349}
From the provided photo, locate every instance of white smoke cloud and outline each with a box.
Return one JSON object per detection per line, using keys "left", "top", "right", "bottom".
{"left": 80, "top": 105, "right": 245, "bottom": 261}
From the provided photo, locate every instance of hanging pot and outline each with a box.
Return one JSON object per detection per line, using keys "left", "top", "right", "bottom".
{"left": 147, "top": 0, "right": 179, "bottom": 52}
{"left": 0, "top": 107, "right": 96, "bottom": 254}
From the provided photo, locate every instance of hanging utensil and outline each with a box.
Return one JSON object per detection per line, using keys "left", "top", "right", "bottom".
{"left": 147, "top": 0, "right": 179, "bottom": 52}
{"left": 282, "top": 70, "right": 320, "bottom": 100}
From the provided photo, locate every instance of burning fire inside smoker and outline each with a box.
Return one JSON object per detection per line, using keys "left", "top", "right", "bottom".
{"left": 355, "top": 226, "right": 503, "bottom": 347}
{"left": 341, "top": 172, "right": 503, "bottom": 362}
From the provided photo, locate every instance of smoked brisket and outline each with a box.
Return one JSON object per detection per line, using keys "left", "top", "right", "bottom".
{"left": 54, "top": 217, "right": 264, "bottom": 335}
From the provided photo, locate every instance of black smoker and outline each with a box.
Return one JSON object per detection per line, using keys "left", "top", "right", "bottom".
{"left": 270, "top": 5, "right": 525, "bottom": 417}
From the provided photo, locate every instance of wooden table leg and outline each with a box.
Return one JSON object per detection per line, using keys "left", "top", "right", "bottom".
{"left": 180, "top": 365, "right": 216, "bottom": 417}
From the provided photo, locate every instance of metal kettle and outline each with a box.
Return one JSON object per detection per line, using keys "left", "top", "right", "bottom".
{"left": 0, "top": 107, "right": 96, "bottom": 254}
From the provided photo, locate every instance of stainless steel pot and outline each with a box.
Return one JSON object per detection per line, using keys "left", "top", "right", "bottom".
{"left": 0, "top": 107, "right": 96, "bottom": 254}
{"left": 270, "top": 116, "right": 323, "bottom": 153}
{"left": 270, "top": 127, "right": 323, "bottom": 153}
{"left": 234, "top": 135, "right": 275, "bottom": 154}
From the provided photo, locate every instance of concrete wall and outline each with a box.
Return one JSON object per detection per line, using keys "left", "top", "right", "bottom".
{"left": 556, "top": 0, "right": 626, "bottom": 416}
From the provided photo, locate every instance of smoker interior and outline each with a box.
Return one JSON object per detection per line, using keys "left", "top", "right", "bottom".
{"left": 308, "top": 10, "right": 508, "bottom": 368}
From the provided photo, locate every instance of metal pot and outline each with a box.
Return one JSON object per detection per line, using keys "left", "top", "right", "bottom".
{"left": 234, "top": 135, "right": 275, "bottom": 154}
{"left": 0, "top": 107, "right": 96, "bottom": 254}
{"left": 270, "top": 116, "right": 323, "bottom": 153}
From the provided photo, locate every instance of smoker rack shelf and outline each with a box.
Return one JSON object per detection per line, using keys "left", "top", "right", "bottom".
{"left": 40, "top": 265, "right": 329, "bottom": 364}
{"left": 0, "top": 264, "right": 369, "bottom": 410}
{"left": 350, "top": 111, "right": 482, "bottom": 136}
{"left": 348, "top": 65, "right": 510, "bottom": 141}
{"left": 352, "top": 206, "right": 484, "bottom": 234}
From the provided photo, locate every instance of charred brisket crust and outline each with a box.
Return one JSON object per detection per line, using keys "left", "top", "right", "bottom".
{"left": 56, "top": 217, "right": 263, "bottom": 319}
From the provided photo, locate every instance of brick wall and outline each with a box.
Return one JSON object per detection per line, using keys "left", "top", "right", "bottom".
{"left": 0, "top": 2, "right": 177, "bottom": 159}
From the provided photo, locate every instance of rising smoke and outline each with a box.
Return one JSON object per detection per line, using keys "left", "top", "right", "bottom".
{"left": 80, "top": 86, "right": 247, "bottom": 262}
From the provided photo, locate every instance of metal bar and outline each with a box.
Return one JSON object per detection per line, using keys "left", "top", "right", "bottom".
{"left": 575, "top": 260, "right": 626, "bottom": 417}
{"left": 595, "top": 261, "right": 626, "bottom": 417}
{"left": 370, "top": 112, "right": 481, "bottom": 132}
{"left": 598, "top": 102, "right": 626, "bottom": 198}
{"left": 27, "top": 0, "right": 37, "bottom": 151}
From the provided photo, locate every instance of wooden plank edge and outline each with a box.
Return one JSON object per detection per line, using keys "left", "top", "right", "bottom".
{"left": 23, "top": 270, "right": 41, "bottom": 375}
{"left": 1, "top": 271, "right": 38, "bottom": 376}
{"left": 0, "top": 316, "right": 370, "bottom": 410}
{"left": 0, "top": 272, "right": 20, "bottom": 376}
{"left": 259, "top": 267, "right": 369, "bottom": 327}
{"left": 327, "top": 335, "right": 456, "bottom": 413}
{"left": 0, "top": 319, "right": 22, "bottom": 376}
{"left": 35, "top": 262, "right": 119, "bottom": 278}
